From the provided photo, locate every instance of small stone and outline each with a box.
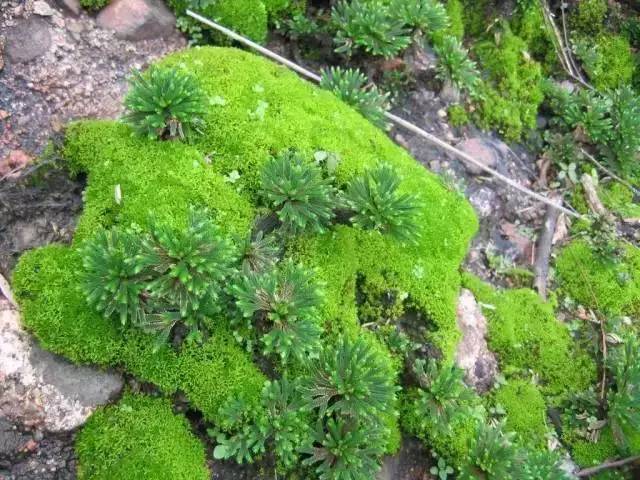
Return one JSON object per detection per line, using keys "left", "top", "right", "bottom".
{"left": 469, "top": 186, "right": 497, "bottom": 218}
{"left": 456, "top": 137, "right": 502, "bottom": 175}
{"left": 96, "top": 0, "right": 176, "bottom": 41}
{"left": 436, "top": 108, "right": 447, "bottom": 118}
{"left": 55, "top": 0, "right": 81, "bottom": 16}
{"left": 33, "top": 1, "right": 56, "bottom": 16}
{"left": 440, "top": 80, "right": 461, "bottom": 104}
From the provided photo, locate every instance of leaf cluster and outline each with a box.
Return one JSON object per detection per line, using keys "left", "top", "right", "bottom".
{"left": 123, "top": 66, "right": 206, "bottom": 141}
{"left": 434, "top": 36, "right": 481, "bottom": 95}
{"left": 320, "top": 67, "right": 390, "bottom": 130}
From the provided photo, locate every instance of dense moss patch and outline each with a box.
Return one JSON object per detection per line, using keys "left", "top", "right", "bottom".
{"left": 13, "top": 46, "right": 476, "bottom": 469}
{"left": 555, "top": 240, "right": 640, "bottom": 317}
{"left": 76, "top": 393, "right": 209, "bottom": 480}
{"left": 462, "top": 274, "right": 595, "bottom": 399}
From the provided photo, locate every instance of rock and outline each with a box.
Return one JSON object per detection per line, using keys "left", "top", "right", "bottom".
{"left": 440, "top": 80, "right": 461, "bottom": 104}
{"left": 55, "top": 0, "right": 81, "bottom": 16}
{"left": 456, "top": 137, "right": 503, "bottom": 175}
{"left": 0, "top": 149, "right": 32, "bottom": 178}
{"left": 5, "top": 17, "right": 52, "bottom": 63}
{"left": 96, "top": 0, "right": 175, "bottom": 41}
{"left": 468, "top": 186, "right": 497, "bottom": 218}
{"left": 455, "top": 289, "right": 498, "bottom": 392}
{"left": 376, "top": 437, "right": 431, "bottom": 480}
{"left": 0, "top": 418, "right": 31, "bottom": 458}
{"left": 0, "top": 35, "right": 5, "bottom": 71}
{"left": 0, "top": 300, "right": 123, "bottom": 432}
{"left": 33, "top": 1, "right": 56, "bottom": 16}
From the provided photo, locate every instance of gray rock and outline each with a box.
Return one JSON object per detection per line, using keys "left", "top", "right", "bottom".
{"left": 33, "top": 1, "right": 56, "bottom": 16}
{"left": 0, "top": 302, "right": 123, "bottom": 432}
{"left": 55, "top": 0, "right": 82, "bottom": 16}
{"left": 96, "top": 0, "right": 175, "bottom": 41}
{"left": 5, "top": 17, "right": 52, "bottom": 63}
{"left": 0, "top": 418, "right": 30, "bottom": 457}
{"left": 468, "top": 186, "right": 497, "bottom": 218}
{"left": 456, "top": 137, "right": 502, "bottom": 175}
{"left": 455, "top": 289, "right": 498, "bottom": 392}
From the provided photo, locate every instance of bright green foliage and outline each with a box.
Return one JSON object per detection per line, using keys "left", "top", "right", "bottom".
{"left": 260, "top": 150, "right": 336, "bottom": 235}
{"left": 444, "top": 0, "right": 464, "bottom": 40}
{"left": 123, "top": 67, "right": 206, "bottom": 141}
{"left": 570, "top": 0, "right": 607, "bottom": 36}
{"left": 575, "top": 34, "right": 635, "bottom": 91}
{"left": 463, "top": 275, "right": 595, "bottom": 398}
{"left": 518, "top": 450, "right": 572, "bottom": 480}
{"left": 238, "top": 230, "right": 280, "bottom": 273}
{"left": 79, "top": 0, "right": 108, "bottom": 10}
{"left": 343, "top": 163, "right": 422, "bottom": 244}
{"left": 513, "top": 3, "right": 557, "bottom": 71}
{"left": 434, "top": 36, "right": 481, "bottom": 95}
{"left": 607, "top": 86, "right": 640, "bottom": 177}
{"left": 457, "top": 423, "right": 519, "bottom": 479}
{"left": 607, "top": 336, "right": 640, "bottom": 450}
{"left": 231, "top": 260, "right": 323, "bottom": 361}
{"left": 320, "top": 67, "right": 390, "bottom": 130}
{"left": 447, "top": 104, "right": 469, "bottom": 126}
{"left": 407, "top": 359, "right": 475, "bottom": 437}
{"left": 76, "top": 393, "right": 209, "bottom": 480}
{"left": 475, "top": 30, "right": 544, "bottom": 140}
{"left": 392, "top": 0, "right": 449, "bottom": 36}
{"left": 302, "top": 417, "right": 385, "bottom": 480}
{"left": 332, "top": 0, "right": 412, "bottom": 58}
{"left": 493, "top": 379, "right": 548, "bottom": 448}
{"left": 300, "top": 337, "right": 397, "bottom": 420}
{"left": 555, "top": 240, "right": 640, "bottom": 317}
{"left": 569, "top": 427, "right": 619, "bottom": 467}
{"left": 212, "top": 378, "right": 312, "bottom": 469}
{"left": 80, "top": 228, "right": 148, "bottom": 328}
{"left": 600, "top": 183, "right": 640, "bottom": 219}
{"left": 168, "top": 0, "right": 269, "bottom": 43}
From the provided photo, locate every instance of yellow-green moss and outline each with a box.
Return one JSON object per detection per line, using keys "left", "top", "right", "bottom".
{"left": 555, "top": 240, "right": 640, "bottom": 317}
{"left": 599, "top": 182, "right": 640, "bottom": 219}
{"left": 493, "top": 379, "right": 548, "bottom": 449}
{"left": 570, "top": 0, "right": 607, "bottom": 37}
{"left": 462, "top": 274, "right": 595, "bottom": 399}
{"left": 569, "top": 427, "right": 618, "bottom": 468}
{"left": 579, "top": 34, "right": 635, "bottom": 91}
{"left": 76, "top": 393, "right": 209, "bottom": 480}
{"left": 447, "top": 104, "right": 469, "bottom": 127}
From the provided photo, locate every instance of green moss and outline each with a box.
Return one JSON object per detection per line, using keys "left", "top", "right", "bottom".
{"left": 79, "top": 0, "right": 108, "bottom": 10}
{"left": 76, "top": 393, "right": 209, "bottom": 480}
{"left": 460, "top": 0, "right": 491, "bottom": 39}
{"left": 446, "top": 0, "right": 465, "bottom": 40}
{"left": 570, "top": 0, "right": 607, "bottom": 37}
{"left": 600, "top": 182, "right": 640, "bottom": 219}
{"left": 463, "top": 276, "right": 595, "bottom": 399}
{"left": 555, "top": 240, "right": 640, "bottom": 317}
{"left": 513, "top": 4, "right": 557, "bottom": 72}
{"left": 13, "top": 47, "right": 476, "bottom": 459}
{"left": 493, "top": 379, "right": 548, "bottom": 449}
{"left": 447, "top": 104, "right": 469, "bottom": 127}
{"left": 168, "top": 0, "right": 269, "bottom": 42}
{"left": 579, "top": 34, "right": 635, "bottom": 91}
{"left": 475, "top": 30, "right": 544, "bottom": 140}
{"left": 570, "top": 427, "right": 618, "bottom": 468}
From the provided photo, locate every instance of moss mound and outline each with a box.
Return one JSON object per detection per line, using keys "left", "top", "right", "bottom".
{"left": 463, "top": 274, "right": 595, "bottom": 398}
{"left": 13, "top": 46, "right": 476, "bottom": 454}
{"left": 555, "top": 240, "right": 640, "bottom": 317}
{"left": 76, "top": 393, "right": 209, "bottom": 479}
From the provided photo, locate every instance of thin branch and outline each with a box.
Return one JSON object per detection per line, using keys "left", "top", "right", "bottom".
{"left": 186, "top": 10, "right": 584, "bottom": 220}
{"left": 580, "top": 148, "right": 640, "bottom": 197}
{"left": 534, "top": 194, "right": 562, "bottom": 299}
{"left": 576, "top": 455, "right": 640, "bottom": 477}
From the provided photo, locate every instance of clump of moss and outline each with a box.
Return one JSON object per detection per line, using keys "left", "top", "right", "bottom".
{"left": 447, "top": 103, "right": 469, "bottom": 127}
{"left": 445, "top": 0, "right": 464, "bottom": 40}
{"left": 463, "top": 274, "right": 595, "bottom": 398}
{"left": 570, "top": 0, "right": 608, "bottom": 37}
{"left": 79, "top": 0, "right": 109, "bottom": 10}
{"left": 569, "top": 427, "right": 619, "bottom": 468}
{"left": 555, "top": 240, "right": 640, "bottom": 317}
{"left": 599, "top": 183, "right": 640, "bottom": 219}
{"left": 475, "top": 29, "right": 544, "bottom": 140}
{"left": 493, "top": 379, "right": 548, "bottom": 449}
{"left": 76, "top": 393, "right": 209, "bottom": 480}
{"left": 577, "top": 34, "right": 635, "bottom": 91}
{"left": 513, "top": 3, "right": 557, "bottom": 72}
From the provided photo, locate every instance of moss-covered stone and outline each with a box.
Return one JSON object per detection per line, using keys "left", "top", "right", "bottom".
{"left": 555, "top": 240, "right": 640, "bottom": 317}
{"left": 493, "top": 379, "right": 548, "bottom": 449}
{"left": 76, "top": 393, "right": 209, "bottom": 480}
{"left": 462, "top": 274, "right": 595, "bottom": 399}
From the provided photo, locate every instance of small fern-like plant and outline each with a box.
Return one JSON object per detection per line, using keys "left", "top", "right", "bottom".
{"left": 81, "top": 228, "right": 149, "bottom": 327}
{"left": 458, "top": 422, "right": 519, "bottom": 480}
{"left": 332, "top": 0, "right": 412, "bottom": 58}
{"left": 238, "top": 230, "right": 280, "bottom": 273}
{"left": 259, "top": 150, "right": 336, "bottom": 235}
{"left": 300, "top": 337, "right": 397, "bottom": 420}
{"left": 434, "top": 36, "right": 481, "bottom": 95}
{"left": 320, "top": 67, "right": 390, "bottom": 130}
{"left": 392, "top": 0, "right": 449, "bottom": 36}
{"left": 123, "top": 66, "right": 206, "bottom": 141}
{"left": 409, "top": 358, "right": 475, "bottom": 436}
{"left": 231, "top": 261, "right": 323, "bottom": 361}
{"left": 343, "top": 163, "right": 422, "bottom": 244}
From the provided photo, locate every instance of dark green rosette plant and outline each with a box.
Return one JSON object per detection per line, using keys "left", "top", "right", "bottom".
{"left": 320, "top": 67, "right": 390, "bottom": 130}
{"left": 259, "top": 150, "right": 336, "bottom": 235}
{"left": 434, "top": 36, "right": 481, "bottom": 96}
{"left": 343, "top": 162, "right": 422, "bottom": 244}
{"left": 123, "top": 66, "right": 206, "bottom": 141}
{"left": 458, "top": 422, "right": 519, "bottom": 480}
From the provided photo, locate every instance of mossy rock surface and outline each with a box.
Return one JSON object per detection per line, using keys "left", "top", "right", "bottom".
{"left": 76, "top": 393, "right": 209, "bottom": 480}
{"left": 12, "top": 46, "right": 477, "bottom": 471}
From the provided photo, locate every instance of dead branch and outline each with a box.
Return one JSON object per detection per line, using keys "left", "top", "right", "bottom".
{"left": 534, "top": 194, "right": 562, "bottom": 299}
{"left": 580, "top": 148, "right": 640, "bottom": 197}
{"left": 580, "top": 173, "right": 607, "bottom": 217}
{"left": 576, "top": 455, "right": 640, "bottom": 477}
